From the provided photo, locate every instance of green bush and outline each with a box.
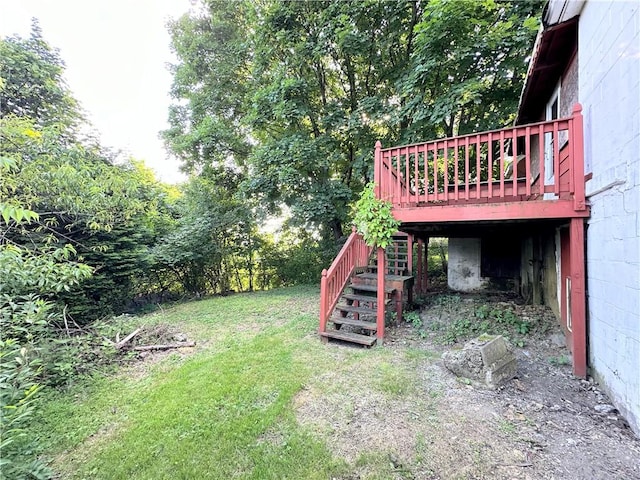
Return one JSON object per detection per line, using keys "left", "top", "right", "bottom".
{"left": 0, "top": 340, "right": 51, "bottom": 480}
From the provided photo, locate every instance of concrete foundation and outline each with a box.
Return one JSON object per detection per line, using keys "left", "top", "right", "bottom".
{"left": 447, "top": 238, "right": 487, "bottom": 291}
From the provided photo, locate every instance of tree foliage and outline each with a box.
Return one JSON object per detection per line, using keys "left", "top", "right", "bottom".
{"left": 0, "top": 19, "right": 80, "bottom": 132}
{"left": 164, "top": 0, "right": 540, "bottom": 241}
{"left": 152, "top": 166, "right": 258, "bottom": 295}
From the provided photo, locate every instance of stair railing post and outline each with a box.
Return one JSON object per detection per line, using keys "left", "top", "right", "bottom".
{"left": 571, "top": 103, "right": 586, "bottom": 211}
{"left": 374, "top": 141, "right": 382, "bottom": 198}
{"left": 320, "top": 269, "right": 328, "bottom": 335}
{"left": 376, "top": 246, "right": 386, "bottom": 343}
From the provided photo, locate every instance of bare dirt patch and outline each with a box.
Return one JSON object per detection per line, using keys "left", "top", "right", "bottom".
{"left": 296, "top": 293, "right": 640, "bottom": 479}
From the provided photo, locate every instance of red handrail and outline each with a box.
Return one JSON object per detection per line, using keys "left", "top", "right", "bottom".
{"left": 375, "top": 104, "right": 586, "bottom": 210}
{"left": 319, "top": 227, "right": 372, "bottom": 333}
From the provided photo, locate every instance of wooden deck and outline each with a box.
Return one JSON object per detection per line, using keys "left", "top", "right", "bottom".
{"left": 368, "top": 104, "right": 588, "bottom": 378}
{"left": 374, "top": 104, "right": 587, "bottom": 221}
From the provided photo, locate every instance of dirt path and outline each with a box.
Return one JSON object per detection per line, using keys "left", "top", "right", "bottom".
{"left": 296, "top": 293, "right": 640, "bottom": 479}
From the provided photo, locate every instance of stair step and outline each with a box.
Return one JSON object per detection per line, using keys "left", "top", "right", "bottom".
{"left": 320, "top": 330, "right": 377, "bottom": 346}
{"left": 329, "top": 317, "right": 377, "bottom": 330}
{"left": 356, "top": 272, "right": 410, "bottom": 281}
{"left": 335, "top": 305, "right": 377, "bottom": 315}
{"left": 348, "top": 283, "right": 395, "bottom": 294}
{"left": 366, "top": 267, "right": 408, "bottom": 275}
{"left": 342, "top": 293, "right": 385, "bottom": 304}
{"left": 367, "top": 264, "right": 408, "bottom": 270}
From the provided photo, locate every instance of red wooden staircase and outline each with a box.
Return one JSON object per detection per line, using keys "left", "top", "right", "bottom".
{"left": 319, "top": 231, "right": 414, "bottom": 346}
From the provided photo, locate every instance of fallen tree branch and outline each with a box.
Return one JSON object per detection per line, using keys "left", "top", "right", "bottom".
{"left": 133, "top": 342, "right": 196, "bottom": 352}
{"left": 115, "top": 328, "right": 141, "bottom": 349}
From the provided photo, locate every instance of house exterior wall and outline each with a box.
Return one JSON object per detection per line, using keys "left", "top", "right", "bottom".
{"left": 560, "top": 53, "right": 579, "bottom": 146}
{"left": 526, "top": 54, "right": 578, "bottom": 185}
{"left": 447, "top": 238, "right": 487, "bottom": 291}
{"left": 579, "top": 0, "right": 640, "bottom": 434}
{"left": 560, "top": 53, "right": 579, "bottom": 119}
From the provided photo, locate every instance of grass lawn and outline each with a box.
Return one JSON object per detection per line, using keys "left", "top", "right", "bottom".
{"left": 34, "top": 285, "right": 453, "bottom": 479}
{"left": 34, "top": 286, "right": 351, "bottom": 479}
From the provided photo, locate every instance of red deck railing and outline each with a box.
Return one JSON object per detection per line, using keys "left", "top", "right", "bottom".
{"left": 374, "top": 104, "right": 586, "bottom": 212}
{"left": 319, "top": 227, "right": 373, "bottom": 334}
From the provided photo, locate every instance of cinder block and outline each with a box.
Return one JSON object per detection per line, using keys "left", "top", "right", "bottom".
{"left": 621, "top": 263, "right": 640, "bottom": 289}
{"left": 623, "top": 187, "right": 639, "bottom": 215}
{"left": 623, "top": 286, "right": 640, "bottom": 313}
{"left": 621, "top": 212, "right": 639, "bottom": 239}
{"left": 605, "top": 238, "right": 625, "bottom": 262}
{"left": 624, "top": 237, "right": 640, "bottom": 264}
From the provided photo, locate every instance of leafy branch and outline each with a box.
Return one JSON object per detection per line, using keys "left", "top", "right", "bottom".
{"left": 352, "top": 182, "right": 400, "bottom": 249}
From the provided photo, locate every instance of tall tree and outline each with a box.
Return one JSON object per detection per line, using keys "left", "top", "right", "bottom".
{"left": 152, "top": 166, "right": 258, "bottom": 295}
{"left": 396, "top": 0, "right": 541, "bottom": 141}
{"left": 162, "top": 1, "right": 254, "bottom": 172}
{"left": 0, "top": 19, "right": 80, "bottom": 132}
{"left": 164, "top": 0, "right": 541, "bottom": 241}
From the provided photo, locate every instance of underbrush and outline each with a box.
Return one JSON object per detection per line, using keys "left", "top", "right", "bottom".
{"left": 408, "top": 293, "right": 554, "bottom": 347}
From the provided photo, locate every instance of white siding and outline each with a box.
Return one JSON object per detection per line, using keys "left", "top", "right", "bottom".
{"left": 579, "top": 0, "right": 640, "bottom": 434}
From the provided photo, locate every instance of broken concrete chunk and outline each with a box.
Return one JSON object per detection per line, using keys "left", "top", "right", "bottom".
{"left": 442, "top": 335, "right": 517, "bottom": 388}
{"left": 594, "top": 404, "right": 617, "bottom": 414}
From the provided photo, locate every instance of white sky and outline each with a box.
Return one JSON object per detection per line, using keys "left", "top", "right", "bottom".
{"left": 0, "top": 0, "right": 192, "bottom": 183}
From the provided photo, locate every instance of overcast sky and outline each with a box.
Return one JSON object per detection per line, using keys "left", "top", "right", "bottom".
{"left": 0, "top": 0, "right": 192, "bottom": 183}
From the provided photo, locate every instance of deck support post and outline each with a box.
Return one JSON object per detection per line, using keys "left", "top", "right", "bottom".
{"left": 376, "top": 246, "right": 386, "bottom": 343}
{"left": 416, "top": 238, "right": 424, "bottom": 294}
{"left": 423, "top": 238, "right": 429, "bottom": 294}
{"left": 407, "top": 234, "right": 413, "bottom": 276}
{"left": 570, "top": 218, "right": 587, "bottom": 377}
{"left": 374, "top": 141, "right": 382, "bottom": 198}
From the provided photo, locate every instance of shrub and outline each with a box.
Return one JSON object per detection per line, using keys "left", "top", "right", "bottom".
{"left": 0, "top": 340, "right": 51, "bottom": 480}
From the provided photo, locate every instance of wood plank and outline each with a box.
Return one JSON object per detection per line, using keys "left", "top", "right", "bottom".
{"left": 394, "top": 200, "right": 590, "bottom": 223}
{"left": 335, "top": 305, "right": 377, "bottom": 315}
{"left": 319, "top": 330, "right": 377, "bottom": 346}
{"left": 342, "top": 293, "right": 390, "bottom": 305}
{"left": 356, "top": 273, "right": 413, "bottom": 282}
{"left": 329, "top": 317, "right": 377, "bottom": 330}
{"left": 348, "top": 283, "right": 395, "bottom": 294}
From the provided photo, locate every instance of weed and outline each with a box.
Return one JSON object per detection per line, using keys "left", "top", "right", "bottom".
{"left": 433, "top": 294, "right": 462, "bottom": 309}
{"left": 429, "top": 299, "right": 535, "bottom": 345}
{"left": 403, "top": 310, "right": 422, "bottom": 329}
{"left": 403, "top": 347, "right": 438, "bottom": 361}
{"left": 498, "top": 420, "right": 517, "bottom": 435}
{"left": 548, "top": 354, "right": 571, "bottom": 366}
{"left": 376, "top": 362, "right": 413, "bottom": 397}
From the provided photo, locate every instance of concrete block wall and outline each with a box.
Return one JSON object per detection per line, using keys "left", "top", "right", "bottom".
{"left": 447, "top": 238, "right": 487, "bottom": 292}
{"left": 579, "top": 0, "right": 640, "bottom": 434}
